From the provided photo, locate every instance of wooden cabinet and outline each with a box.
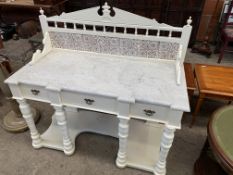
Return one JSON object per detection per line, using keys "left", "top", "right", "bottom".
{"left": 67, "top": 0, "right": 205, "bottom": 45}
{"left": 160, "top": 0, "right": 205, "bottom": 45}
{"left": 0, "top": 0, "right": 67, "bottom": 25}
{"left": 197, "top": 0, "right": 225, "bottom": 42}
{"left": 33, "top": 0, "right": 63, "bottom": 5}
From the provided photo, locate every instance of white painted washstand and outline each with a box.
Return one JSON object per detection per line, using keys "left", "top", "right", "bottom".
{"left": 5, "top": 3, "right": 192, "bottom": 175}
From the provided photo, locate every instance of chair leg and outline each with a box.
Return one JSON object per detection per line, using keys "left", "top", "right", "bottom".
{"left": 218, "top": 40, "right": 228, "bottom": 63}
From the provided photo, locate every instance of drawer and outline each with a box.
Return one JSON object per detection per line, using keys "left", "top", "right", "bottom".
{"left": 20, "top": 84, "right": 48, "bottom": 102}
{"left": 130, "top": 103, "right": 168, "bottom": 121}
{"left": 61, "top": 91, "right": 117, "bottom": 114}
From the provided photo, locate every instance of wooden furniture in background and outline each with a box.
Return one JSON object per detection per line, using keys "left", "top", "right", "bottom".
{"left": 191, "top": 36, "right": 212, "bottom": 57}
{"left": 184, "top": 63, "right": 196, "bottom": 99}
{"left": 218, "top": 0, "right": 233, "bottom": 63}
{"left": 0, "top": 0, "right": 67, "bottom": 25}
{"left": 194, "top": 105, "right": 233, "bottom": 175}
{"left": 0, "top": 55, "right": 12, "bottom": 74}
{"left": 67, "top": 0, "right": 204, "bottom": 46}
{"left": 160, "top": 0, "right": 205, "bottom": 46}
{"left": 5, "top": 4, "right": 192, "bottom": 174}
{"left": 208, "top": 105, "right": 233, "bottom": 174}
{"left": 0, "top": 0, "right": 67, "bottom": 11}
{"left": 33, "top": 0, "right": 64, "bottom": 5}
{"left": 196, "top": 0, "right": 225, "bottom": 42}
{"left": 191, "top": 64, "right": 233, "bottom": 127}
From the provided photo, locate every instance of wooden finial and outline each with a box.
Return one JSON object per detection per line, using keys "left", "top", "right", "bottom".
{"left": 39, "top": 8, "right": 44, "bottom": 15}
{"left": 103, "top": 2, "right": 110, "bottom": 16}
{"left": 187, "top": 16, "right": 192, "bottom": 25}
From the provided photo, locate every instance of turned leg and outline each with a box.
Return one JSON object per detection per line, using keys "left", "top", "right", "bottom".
{"left": 53, "top": 105, "right": 74, "bottom": 155}
{"left": 154, "top": 126, "right": 175, "bottom": 175}
{"left": 116, "top": 117, "right": 129, "bottom": 168}
{"left": 17, "top": 99, "right": 42, "bottom": 148}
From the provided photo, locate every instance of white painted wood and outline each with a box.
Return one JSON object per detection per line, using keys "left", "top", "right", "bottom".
{"left": 7, "top": 84, "right": 23, "bottom": 100}
{"left": 130, "top": 102, "right": 168, "bottom": 122}
{"left": 44, "top": 19, "right": 184, "bottom": 44}
{"left": 167, "top": 110, "right": 183, "bottom": 129}
{"left": 40, "top": 108, "right": 166, "bottom": 172}
{"left": 61, "top": 91, "right": 117, "bottom": 114}
{"left": 17, "top": 99, "right": 42, "bottom": 148}
{"left": 154, "top": 126, "right": 176, "bottom": 175}
{"left": 180, "top": 17, "right": 192, "bottom": 63}
{"left": 46, "top": 86, "right": 63, "bottom": 105}
{"left": 116, "top": 117, "right": 130, "bottom": 168}
{"left": 19, "top": 83, "right": 49, "bottom": 102}
{"left": 53, "top": 105, "right": 74, "bottom": 155}
{"left": 116, "top": 101, "right": 130, "bottom": 168}
{"left": 40, "top": 108, "right": 118, "bottom": 151}
{"left": 47, "top": 4, "right": 169, "bottom": 28}
{"left": 30, "top": 32, "right": 52, "bottom": 65}
{"left": 176, "top": 61, "right": 181, "bottom": 85}
{"left": 39, "top": 8, "right": 48, "bottom": 36}
{"left": 127, "top": 120, "right": 164, "bottom": 172}
{"left": 4, "top": 4, "right": 192, "bottom": 174}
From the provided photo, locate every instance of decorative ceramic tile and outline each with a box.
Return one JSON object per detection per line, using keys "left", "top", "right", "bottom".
{"left": 158, "top": 42, "right": 179, "bottom": 60}
{"left": 72, "top": 33, "right": 83, "bottom": 51}
{"left": 98, "top": 36, "right": 110, "bottom": 54}
{"left": 109, "top": 37, "right": 120, "bottom": 55}
{"left": 49, "top": 32, "right": 63, "bottom": 48}
{"left": 82, "top": 34, "right": 99, "bottom": 52}
{"left": 120, "top": 38, "right": 136, "bottom": 57}
{"left": 63, "top": 33, "right": 75, "bottom": 50}
{"left": 147, "top": 41, "right": 159, "bottom": 58}
{"left": 135, "top": 40, "right": 148, "bottom": 58}
{"left": 49, "top": 31, "right": 179, "bottom": 60}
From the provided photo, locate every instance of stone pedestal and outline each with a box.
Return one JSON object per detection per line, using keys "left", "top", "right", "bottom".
{"left": 0, "top": 58, "right": 40, "bottom": 132}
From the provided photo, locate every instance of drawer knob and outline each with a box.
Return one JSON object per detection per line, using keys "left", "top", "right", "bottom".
{"left": 144, "top": 109, "right": 156, "bottom": 116}
{"left": 84, "top": 98, "right": 95, "bottom": 105}
{"left": 31, "top": 89, "right": 40, "bottom": 95}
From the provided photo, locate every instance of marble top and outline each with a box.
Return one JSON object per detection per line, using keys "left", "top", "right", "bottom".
{"left": 6, "top": 49, "right": 190, "bottom": 111}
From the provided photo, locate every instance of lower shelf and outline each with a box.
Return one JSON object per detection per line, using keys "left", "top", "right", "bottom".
{"left": 39, "top": 107, "right": 164, "bottom": 174}
{"left": 41, "top": 108, "right": 118, "bottom": 151}
{"left": 127, "top": 120, "right": 164, "bottom": 172}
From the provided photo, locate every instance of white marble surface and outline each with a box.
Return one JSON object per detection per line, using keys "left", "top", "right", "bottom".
{"left": 6, "top": 49, "right": 190, "bottom": 111}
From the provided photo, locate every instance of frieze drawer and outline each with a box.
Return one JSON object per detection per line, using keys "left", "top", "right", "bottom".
{"left": 130, "top": 103, "right": 168, "bottom": 121}
{"left": 61, "top": 91, "right": 117, "bottom": 113}
{"left": 20, "top": 84, "right": 48, "bottom": 102}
